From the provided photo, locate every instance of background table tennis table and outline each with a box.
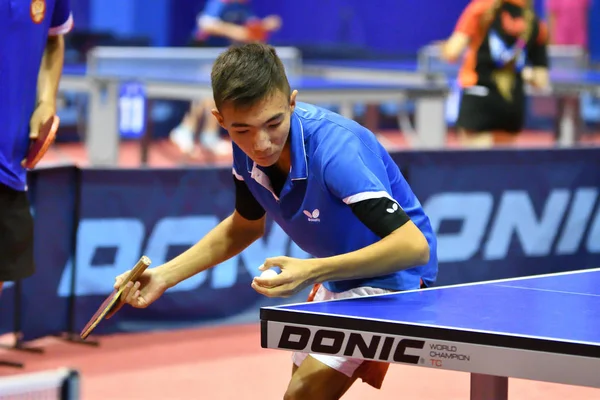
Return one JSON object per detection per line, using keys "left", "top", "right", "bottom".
{"left": 57, "top": 45, "right": 600, "bottom": 166}
{"left": 58, "top": 47, "right": 449, "bottom": 166}
{"left": 304, "top": 58, "right": 600, "bottom": 95}
{"left": 260, "top": 268, "right": 600, "bottom": 399}
{"left": 304, "top": 57, "right": 600, "bottom": 147}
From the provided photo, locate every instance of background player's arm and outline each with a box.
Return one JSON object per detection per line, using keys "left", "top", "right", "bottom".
{"left": 38, "top": 0, "right": 73, "bottom": 109}
{"left": 197, "top": 0, "right": 250, "bottom": 42}
{"left": 523, "top": 66, "right": 549, "bottom": 89}
{"left": 29, "top": 2, "right": 72, "bottom": 138}
{"left": 199, "top": 17, "right": 250, "bottom": 42}
{"left": 36, "top": 35, "right": 65, "bottom": 111}
{"left": 441, "top": 1, "right": 487, "bottom": 62}
{"left": 159, "top": 174, "right": 266, "bottom": 288}
{"left": 442, "top": 33, "right": 470, "bottom": 63}
{"left": 199, "top": 15, "right": 280, "bottom": 42}
{"left": 524, "top": 21, "right": 550, "bottom": 89}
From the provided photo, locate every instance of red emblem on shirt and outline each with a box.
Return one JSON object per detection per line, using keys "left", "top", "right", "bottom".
{"left": 30, "top": 0, "right": 46, "bottom": 24}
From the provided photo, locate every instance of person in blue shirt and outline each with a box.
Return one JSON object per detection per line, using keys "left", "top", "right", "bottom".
{"left": 0, "top": 0, "right": 73, "bottom": 296}
{"left": 170, "top": 0, "right": 281, "bottom": 157}
{"left": 115, "top": 43, "right": 438, "bottom": 399}
{"left": 194, "top": 0, "right": 281, "bottom": 47}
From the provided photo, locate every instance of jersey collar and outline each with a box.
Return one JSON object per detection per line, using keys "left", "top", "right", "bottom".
{"left": 288, "top": 111, "right": 308, "bottom": 181}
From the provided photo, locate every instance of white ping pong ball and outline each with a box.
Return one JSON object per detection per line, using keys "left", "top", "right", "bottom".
{"left": 260, "top": 269, "right": 279, "bottom": 279}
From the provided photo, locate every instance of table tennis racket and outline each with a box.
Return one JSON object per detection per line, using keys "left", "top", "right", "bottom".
{"left": 80, "top": 256, "right": 152, "bottom": 340}
{"left": 246, "top": 20, "right": 268, "bottom": 42}
{"left": 22, "top": 115, "right": 60, "bottom": 170}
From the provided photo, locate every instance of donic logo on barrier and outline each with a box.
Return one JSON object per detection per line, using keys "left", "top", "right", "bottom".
{"left": 55, "top": 188, "right": 600, "bottom": 296}
{"left": 424, "top": 188, "right": 600, "bottom": 263}
{"left": 57, "top": 217, "right": 310, "bottom": 297}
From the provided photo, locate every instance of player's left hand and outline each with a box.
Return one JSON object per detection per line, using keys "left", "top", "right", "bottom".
{"left": 29, "top": 101, "right": 56, "bottom": 140}
{"left": 251, "top": 256, "right": 316, "bottom": 298}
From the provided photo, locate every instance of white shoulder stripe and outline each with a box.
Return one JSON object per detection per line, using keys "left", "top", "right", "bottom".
{"left": 49, "top": 13, "right": 74, "bottom": 36}
{"left": 343, "top": 191, "right": 394, "bottom": 205}
{"left": 232, "top": 167, "right": 244, "bottom": 181}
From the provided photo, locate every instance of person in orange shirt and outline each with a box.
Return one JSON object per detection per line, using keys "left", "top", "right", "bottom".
{"left": 441, "top": 0, "right": 550, "bottom": 147}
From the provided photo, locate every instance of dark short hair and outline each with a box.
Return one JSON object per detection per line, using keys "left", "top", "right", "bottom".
{"left": 211, "top": 43, "right": 291, "bottom": 110}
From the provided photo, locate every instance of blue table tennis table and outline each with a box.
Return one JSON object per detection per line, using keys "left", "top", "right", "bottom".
{"left": 260, "top": 268, "right": 600, "bottom": 399}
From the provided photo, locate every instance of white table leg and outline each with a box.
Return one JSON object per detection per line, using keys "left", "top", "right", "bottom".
{"left": 415, "top": 96, "right": 447, "bottom": 148}
{"left": 87, "top": 79, "right": 120, "bottom": 166}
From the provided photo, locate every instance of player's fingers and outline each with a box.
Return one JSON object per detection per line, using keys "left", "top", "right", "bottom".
{"left": 119, "top": 282, "right": 133, "bottom": 304}
{"left": 251, "top": 280, "right": 273, "bottom": 297}
{"left": 131, "top": 288, "right": 142, "bottom": 306}
{"left": 28, "top": 121, "right": 39, "bottom": 140}
{"left": 263, "top": 256, "right": 288, "bottom": 270}
{"left": 28, "top": 121, "right": 40, "bottom": 140}
{"left": 120, "top": 281, "right": 136, "bottom": 306}
{"left": 253, "top": 273, "right": 287, "bottom": 288}
{"left": 114, "top": 271, "right": 131, "bottom": 289}
{"left": 136, "top": 292, "right": 152, "bottom": 308}
{"left": 251, "top": 281, "right": 292, "bottom": 298}
{"left": 124, "top": 281, "right": 141, "bottom": 306}
{"left": 252, "top": 277, "right": 272, "bottom": 287}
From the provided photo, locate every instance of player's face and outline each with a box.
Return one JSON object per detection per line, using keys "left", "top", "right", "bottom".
{"left": 213, "top": 89, "right": 297, "bottom": 167}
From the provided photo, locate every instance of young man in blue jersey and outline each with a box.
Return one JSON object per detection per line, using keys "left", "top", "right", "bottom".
{"left": 116, "top": 43, "right": 438, "bottom": 399}
{"left": 0, "top": 0, "right": 73, "bottom": 296}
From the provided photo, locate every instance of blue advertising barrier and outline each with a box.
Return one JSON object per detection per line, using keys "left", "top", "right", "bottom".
{"left": 395, "top": 149, "right": 600, "bottom": 285}
{"left": 1, "top": 148, "right": 599, "bottom": 341}
{"left": 0, "top": 166, "right": 78, "bottom": 342}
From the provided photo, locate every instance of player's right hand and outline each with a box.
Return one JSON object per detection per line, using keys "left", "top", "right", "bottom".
{"left": 262, "top": 15, "right": 282, "bottom": 32}
{"left": 112, "top": 268, "right": 168, "bottom": 311}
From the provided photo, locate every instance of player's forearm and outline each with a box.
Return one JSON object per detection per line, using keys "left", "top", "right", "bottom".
{"left": 159, "top": 212, "right": 264, "bottom": 288}
{"left": 441, "top": 33, "right": 469, "bottom": 63}
{"left": 201, "top": 22, "right": 248, "bottom": 42}
{"left": 36, "top": 35, "right": 65, "bottom": 110}
{"left": 530, "top": 67, "right": 550, "bottom": 89}
{"left": 310, "top": 222, "right": 430, "bottom": 283}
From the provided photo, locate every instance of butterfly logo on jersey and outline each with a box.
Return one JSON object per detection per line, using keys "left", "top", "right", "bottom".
{"left": 386, "top": 203, "right": 399, "bottom": 214}
{"left": 303, "top": 209, "right": 320, "bottom": 222}
{"left": 30, "top": 0, "right": 46, "bottom": 24}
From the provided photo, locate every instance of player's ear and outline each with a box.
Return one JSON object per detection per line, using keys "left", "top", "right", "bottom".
{"left": 211, "top": 109, "right": 226, "bottom": 129}
{"left": 289, "top": 90, "right": 298, "bottom": 113}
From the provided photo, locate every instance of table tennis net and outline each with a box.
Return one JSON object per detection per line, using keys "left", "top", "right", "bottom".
{"left": 0, "top": 368, "right": 79, "bottom": 400}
